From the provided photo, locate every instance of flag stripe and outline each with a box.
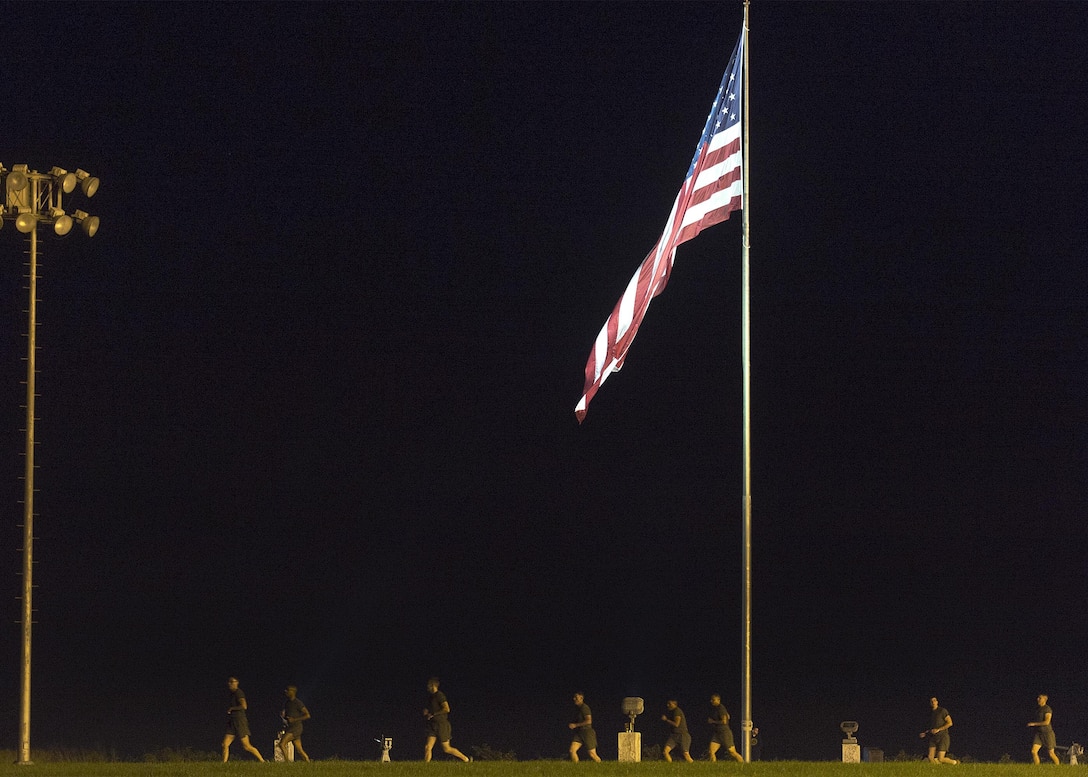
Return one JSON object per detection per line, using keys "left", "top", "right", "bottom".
{"left": 576, "top": 30, "right": 744, "bottom": 422}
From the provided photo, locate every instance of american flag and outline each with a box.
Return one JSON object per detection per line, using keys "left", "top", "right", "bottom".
{"left": 575, "top": 31, "right": 744, "bottom": 422}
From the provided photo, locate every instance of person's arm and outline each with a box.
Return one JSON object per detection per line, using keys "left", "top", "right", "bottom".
{"left": 1029, "top": 712, "right": 1053, "bottom": 728}
{"left": 927, "top": 714, "right": 952, "bottom": 734}
{"left": 441, "top": 701, "right": 451, "bottom": 715}
{"left": 288, "top": 705, "right": 311, "bottom": 724}
{"left": 229, "top": 696, "right": 247, "bottom": 713}
{"left": 570, "top": 713, "right": 593, "bottom": 730}
{"left": 661, "top": 712, "right": 680, "bottom": 729}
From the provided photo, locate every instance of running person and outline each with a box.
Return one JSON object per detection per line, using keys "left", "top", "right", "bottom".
{"left": 661, "top": 699, "right": 693, "bottom": 763}
{"left": 918, "top": 696, "right": 958, "bottom": 764}
{"left": 569, "top": 692, "right": 601, "bottom": 762}
{"left": 279, "top": 685, "right": 312, "bottom": 762}
{"left": 707, "top": 694, "right": 744, "bottom": 762}
{"left": 1028, "top": 693, "right": 1060, "bottom": 764}
{"left": 222, "top": 677, "right": 265, "bottom": 762}
{"left": 423, "top": 677, "right": 470, "bottom": 762}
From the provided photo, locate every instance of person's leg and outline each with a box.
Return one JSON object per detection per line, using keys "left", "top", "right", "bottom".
{"left": 441, "top": 741, "right": 470, "bottom": 762}
{"left": 938, "top": 750, "right": 958, "bottom": 764}
{"left": 240, "top": 735, "right": 265, "bottom": 762}
{"left": 279, "top": 732, "right": 295, "bottom": 761}
{"left": 928, "top": 746, "right": 938, "bottom": 763}
{"left": 709, "top": 741, "right": 720, "bottom": 762}
{"left": 1031, "top": 743, "right": 1042, "bottom": 764}
{"left": 1047, "top": 748, "right": 1060, "bottom": 765}
{"left": 727, "top": 746, "right": 745, "bottom": 763}
{"left": 222, "top": 734, "right": 235, "bottom": 762}
{"left": 293, "top": 736, "right": 310, "bottom": 762}
{"left": 663, "top": 745, "right": 673, "bottom": 762}
{"left": 587, "top": 747, "right": 601, "bottom": 763}
{"left": 570, "top": 741, "right": 581, "bottom": 762}
{"left": 425, "top": 735, "right": 437, "bottom": 762}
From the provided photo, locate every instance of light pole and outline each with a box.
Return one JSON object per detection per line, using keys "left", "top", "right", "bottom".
{"left": 2, "top": 163, "right": 100, "bottom": 766}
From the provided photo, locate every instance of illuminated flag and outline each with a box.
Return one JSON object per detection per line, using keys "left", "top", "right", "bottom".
{"left": 575, "top": 31, "right": 744, "bottom": 422}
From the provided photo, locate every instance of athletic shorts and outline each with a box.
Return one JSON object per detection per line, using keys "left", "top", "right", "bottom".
{"left": 1034, "top": 727, "right": 1056, "bottom": 750}
{"left": 666, "top": 733, "right": 692, "bottom": 753}
{"left": 929, "top": 731, "right": 950, "bottom": 752}
{"left": 227, "top": 712, "right": 251, "bottom": 739}
{"left": 428, "top": 715, "right": 452, "bottom": 743}
{"left": 573, "top": 728, "right": 598, "bottom": 750}
{"left": 711, "top": 725, "right": 735, "bottom": 748}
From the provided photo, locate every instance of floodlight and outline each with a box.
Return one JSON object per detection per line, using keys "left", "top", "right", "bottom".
{"left": 75, "top": 169, "right": 99, "bottom": 197}
{"left": 840, "top": 721, "right": 858, "bottom": 742}
{"left": 53, "top": 214, "right": 73, "bottom": 237}
{"left": 50, "top": 167, "right": 78, "bottom": 194}
{"left": 73, "top": 210, "right": 99, "bottom": 237}
{"left": 6, "top": 170, "right": 28, "bottom": 193}
{"left": 15, "top": 212, "right": 37, "bottom": 233}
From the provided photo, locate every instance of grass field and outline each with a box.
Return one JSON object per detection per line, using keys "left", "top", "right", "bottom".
{"left": 0, "top": 760, "right": 1073, "bottom": 777}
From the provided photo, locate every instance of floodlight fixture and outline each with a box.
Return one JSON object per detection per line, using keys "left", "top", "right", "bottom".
{"left": 73, "top": 209, "right": 99, "bottom": 237}
{"left": 7, "top": 169, "right": 28, "bottom": 193}
{"left": 49, "top": 209, "right": 73, "bottom": 236}
{"left": 50, "top": 166, "right": 78, "bottom": 194}
{"left": 840, "top": 721, "right": 859, "bottom": 742}
{"left": 75, "top": 168, "right": 99, "bottom": 197}
{"left": 15, "top": 211, "right": 37, "bottom": 233}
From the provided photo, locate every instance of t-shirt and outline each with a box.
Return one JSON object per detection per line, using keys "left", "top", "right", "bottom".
{"left": 1036, "top": 704, "right": 1053, "bottom": 730}
{"left": 668, "top": 707, "right": 689, "bottom": 735}
{"left": 429, "top": 690, "right": 449, "bottom": 718}
{"left": 931, "top": 707, "right": 950, "bottom": 730}
{"left": 710, "top": 703, "right": 728, "bottom": 727}
{"left": 230, "top": 688, "right": 247, "bottom": 718}
{"left": 284, "top": 698, "right": 307, "bottom": 721}
{"left": 574, "top": 703, "right": 593, "bottom": 728}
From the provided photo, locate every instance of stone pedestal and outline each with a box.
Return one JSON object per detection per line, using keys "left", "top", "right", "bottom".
{"left": 842, "top": 742, "right": 861, "bottom": 763}
{"left": 618, "top": 731, "right": 641, "bottom": 762}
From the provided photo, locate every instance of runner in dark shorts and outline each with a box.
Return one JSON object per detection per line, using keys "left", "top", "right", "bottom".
{"left": 278, "top": 685, "right": 312, "bottom": 762}
{"left": 423, "top": 677, "right": 471, "bottom": 762}
{"left": 222, "top": 677, "right": 265, "bottom": 762}
{"left": 661, "top": 699, "right": 692, "bottom": 762}
{"left": 707, "top": 694, "right": 744, "bottom": 762}
{"left": 1029, "top": 694, "right": 1060, "bottom": 764}
{"left": 918, "top": 697, "right": 957, "bottom": 764}
{"left": 568, "top": 692, "right": 601, "bottom": 762}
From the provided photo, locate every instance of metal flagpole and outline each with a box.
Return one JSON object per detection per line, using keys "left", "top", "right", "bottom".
{"left": 740, "top": 0, "right": 753, "bottom": 763}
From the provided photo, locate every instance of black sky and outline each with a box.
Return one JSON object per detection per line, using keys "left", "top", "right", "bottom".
{"left": 1, "top": 1, "right": 1086, "bottom": 763}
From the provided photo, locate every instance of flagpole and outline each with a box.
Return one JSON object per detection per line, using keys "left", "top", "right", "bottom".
{"left": 739, "top": 0, "right": 753, "bottom": 764}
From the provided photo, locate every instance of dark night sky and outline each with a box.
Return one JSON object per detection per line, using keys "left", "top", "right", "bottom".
{"left": 1, "top": 0, "right": 1086, "bottom": 763}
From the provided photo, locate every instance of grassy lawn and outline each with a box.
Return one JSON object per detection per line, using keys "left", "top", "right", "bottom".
{"left": 0, "top": 760, "right": 1066, "bottom": 777}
